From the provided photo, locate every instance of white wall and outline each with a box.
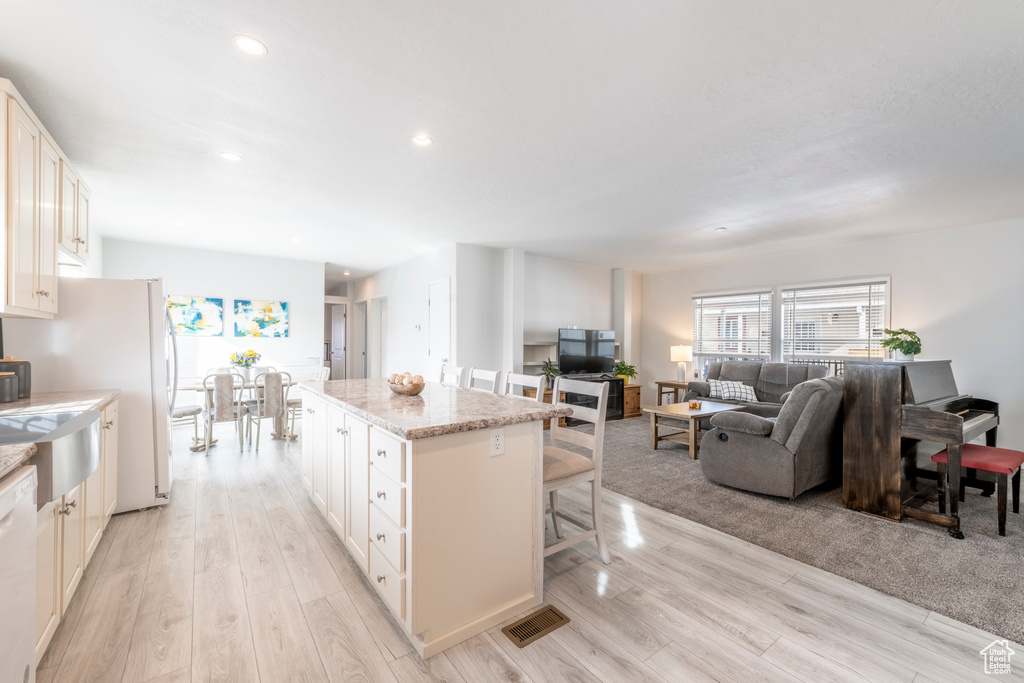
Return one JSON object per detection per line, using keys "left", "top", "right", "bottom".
{"left": 456, "top": 244, "right": 505, "bottom": 374}
{"left": 641, "top": 218, "right": 1024, "bottom": 448}
{"left": 102, "top": 238, "right": 325, "bottom": 383}
{"left": 352, "top": 244, "right": 456, "bottom": 378}
{"left": 524, "top": 254, "right": 613, "bottom": 340}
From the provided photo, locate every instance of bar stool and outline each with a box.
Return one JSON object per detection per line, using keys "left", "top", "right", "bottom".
{"left": 933, "top": 444, "right": 1024, "bottom": 536}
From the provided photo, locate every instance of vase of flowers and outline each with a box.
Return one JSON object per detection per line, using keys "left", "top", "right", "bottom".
{"left": 230, "top": 349, "right": 261, "bottom": 381}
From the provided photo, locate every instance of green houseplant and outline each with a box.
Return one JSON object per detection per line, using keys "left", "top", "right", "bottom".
{"left": 541, "top": 357, "right": 561, "bottom": 384}
{"left": 613, "top": 361, "right": 638, "bottom": 385}
{"left": 881, "top": 328, "right": 922, "bottom": 360}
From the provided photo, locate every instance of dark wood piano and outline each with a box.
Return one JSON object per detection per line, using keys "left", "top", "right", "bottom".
{"left": 843, "top": 360, "right": 999, "bottom": 538}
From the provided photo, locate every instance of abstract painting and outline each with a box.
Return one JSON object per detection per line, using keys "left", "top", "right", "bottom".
{"left": 234, "top": 299, "right": 289, "bottom": 337}
{"left": 167, "top": 296, "right": 224, "bottom": 336}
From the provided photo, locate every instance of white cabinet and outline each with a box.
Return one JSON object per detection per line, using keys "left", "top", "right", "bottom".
{"left": 326, "top": 405, "right": 347, "bottom": 539}
{"left": 301, "top": 394, "right": 326, "bottom": 499}
{"left": 59, "top": 484, "right": 83, "bottom": 615}
{"left": 345, "top": 414, "right": 370, "bottom": 572}
{"left": 1, "top": 78, "right": 89, "bottom": 319}
{"left": 83, "top": 462, "right": 103, "bottom": 566}
{"left": 6, "top": 97, "right": 41, "bottom": 312}
{"left": 35, "top": 501, "right": 60, "bottom": 664}
{"left": 102, "top": 400, "right": 118, "bottom": 525}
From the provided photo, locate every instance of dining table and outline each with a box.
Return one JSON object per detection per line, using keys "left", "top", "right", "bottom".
{"left": 179, "top": 377, "right": 302, "bottom": 451}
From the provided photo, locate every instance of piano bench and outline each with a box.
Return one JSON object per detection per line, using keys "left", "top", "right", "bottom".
{"left": 932, "top": 444, "right": 1024, "bottom": 537}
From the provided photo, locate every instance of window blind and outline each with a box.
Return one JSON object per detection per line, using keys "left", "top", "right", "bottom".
{"left": 692, "top": 291, "right": 772, "bottom": 358}
{"left": 781, "top": 281, "right": 887, "bottom": 360}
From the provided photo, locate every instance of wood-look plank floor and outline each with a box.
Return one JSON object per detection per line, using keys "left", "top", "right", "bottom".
{"left": 37, "top": 421, "right": 1024, "bottom": 683}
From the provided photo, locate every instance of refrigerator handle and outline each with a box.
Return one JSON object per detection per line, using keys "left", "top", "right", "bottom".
{"left": 166, "top": 308, "right": 179, "bottom": 415}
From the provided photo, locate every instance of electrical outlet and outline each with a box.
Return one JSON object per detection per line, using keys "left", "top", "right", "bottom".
{"left": 490, "top": 428, "right": 505, "bottom": 456}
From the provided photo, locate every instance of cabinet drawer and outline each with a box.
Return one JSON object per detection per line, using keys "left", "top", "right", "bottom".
{"left": 369, "top": 503, "right": 405, "bottom": 573}
{"left": 369, "top": 543, "right": 405, "bottom": 621}
{"left": 370, "top": 428, "right": 406, "bottom": 483}
{"left": 370, "top": 467, "right": 405, "bottom": 527}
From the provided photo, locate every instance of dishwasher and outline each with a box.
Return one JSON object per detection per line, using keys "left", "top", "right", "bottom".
{"left": 0, "top": 465, "right": 37, "bottom": 683}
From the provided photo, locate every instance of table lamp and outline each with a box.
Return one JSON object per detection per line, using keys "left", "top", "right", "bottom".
{"left": 670, "top": 345, "right": 692, "bottom": 382}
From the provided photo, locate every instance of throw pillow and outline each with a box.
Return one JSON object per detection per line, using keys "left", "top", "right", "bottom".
{"left": 708, "top": 379, "right": 758, "bottom": 402}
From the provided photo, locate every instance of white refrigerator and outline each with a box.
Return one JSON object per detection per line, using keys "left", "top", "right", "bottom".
{"left": 4, "top": 277, "right": 175, "bottom": 512}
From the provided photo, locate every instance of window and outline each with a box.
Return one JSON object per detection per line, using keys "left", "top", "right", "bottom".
{"left": 782, "top": 281, "right": 887, "bottom": 361}
{"left": 692, "top": 291, "right": 772, "bottom": 361}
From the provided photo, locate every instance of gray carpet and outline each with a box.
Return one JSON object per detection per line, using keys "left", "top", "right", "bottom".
{"left": 595, "top": 416, "right": 1024, "bottom": 643}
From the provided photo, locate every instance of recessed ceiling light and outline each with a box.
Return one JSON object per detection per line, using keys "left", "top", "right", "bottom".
{"left": 343, "top": 271, "right": 351, "bottom": 276}
{"left": 219, "top": 151, "right": 242, "bottom": 162}
{"left": 234, "top": 35, "right": 268, "bottom": 56}
{"left": 715, "top": 226, "right": 728, "bottom": 232}
{"left": 411, "top": 134, "right": 433, "bottom": 146}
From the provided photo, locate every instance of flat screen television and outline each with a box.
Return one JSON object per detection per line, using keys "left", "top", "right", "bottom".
{"left": 557, "top": 328, "right": 616, "bottom": 375}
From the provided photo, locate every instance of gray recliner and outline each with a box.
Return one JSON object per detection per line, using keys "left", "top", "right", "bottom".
{"left": 699, "top": 376, "right": 844, "bottom": 499}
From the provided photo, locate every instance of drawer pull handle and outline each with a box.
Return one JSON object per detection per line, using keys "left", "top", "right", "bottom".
{"left": 376, "top": 575, "right": 386, "bottom": 584}
{"left": 103, "top": 420, "right": 114, "bottom": 430}
{"left": 337, "top": 427, "right": 348, "bottom": 434}
{"left": 376, "top": 491, "right": 386, "bottom": 500}
{"left": 376, "top": 449, "right": 386, "bottom": 457}
{"left": 67, "top": 499, "right": 77, "bottom": 509}
{"left": 59, "top": 506, "right": 72, "bottom": 516}
{"left": 376, "top": 533, "right": 385, "bottom": 541}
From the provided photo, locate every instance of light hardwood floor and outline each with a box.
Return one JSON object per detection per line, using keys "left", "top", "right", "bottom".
{"left": 37, "top": 421, "right": 1024, "bottom": 682}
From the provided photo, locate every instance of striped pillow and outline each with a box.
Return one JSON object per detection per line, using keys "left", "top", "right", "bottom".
{"left": 709, "top": 379, "right": 758, "bottom": 403}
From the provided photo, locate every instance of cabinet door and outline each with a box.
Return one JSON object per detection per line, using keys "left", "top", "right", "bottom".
{"left": 300, "top": 396, "right": 319, "bottom": 495}
{"left": 36, "top": 501, "right": 60, "bottom": 663}
{"left": 326, "top": 406, "right": 347, "bottom": 538}
{"left": 58, "top": 161, "right": 78, "bottom": 252}
{"left": 346, "top": 414, "right": 370, "bottom": 573}
{"left": 37, "top": 135, "right": 59, "bottom": 313}
{"left": 312, "top": 400, "right": 329, "bottom": 515}
{"left": 83, "top": 459, "right": 104, "bottom": 566}
{"left": 76, "top": 180, "right": 90, "bottom": 258}
{"left": 59, "top": 485, "right": 84, "bottom": 615}
{"left": 102, "top": 400, "right": 119, "bottom": 524}
{"left": 7, "top": 97, "right": 40, "bottom": 310}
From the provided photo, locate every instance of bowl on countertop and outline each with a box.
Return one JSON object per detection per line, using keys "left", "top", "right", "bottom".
{"left": 387, "top": 381, "right": 425, "bottom": 396}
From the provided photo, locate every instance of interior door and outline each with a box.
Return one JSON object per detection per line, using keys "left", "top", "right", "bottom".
{"left": 351, "top": 302, "right": 367, "bottom": 379}
{"left": 369, "top": 296, "right": 388, "bottom": 378}
{"left": 330, "top": 305, "right": 346, "bottom": 380}
{"left": 428, "top": 278, "right": 451, "bottom": 383}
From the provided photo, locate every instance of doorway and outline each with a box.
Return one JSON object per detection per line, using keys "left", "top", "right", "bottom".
{"left": 352, "top": 301, "right": 367, "bottom": 379}
{"left": 428, "top": 278, "right": 451, "bottom": 383}
{"left": 329, "top": 304, "right": 346, "bottom": 380}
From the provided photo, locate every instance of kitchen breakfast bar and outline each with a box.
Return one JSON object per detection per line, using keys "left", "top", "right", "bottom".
{"left": 297, "top": 379, "right": 572, "bottom": 658}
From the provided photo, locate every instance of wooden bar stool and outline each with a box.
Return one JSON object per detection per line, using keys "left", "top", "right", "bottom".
{"left": 932, "top": 444, "right": 1024, "bottom": 536}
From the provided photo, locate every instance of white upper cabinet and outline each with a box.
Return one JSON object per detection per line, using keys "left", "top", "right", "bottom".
{"left": 2, "top": 78, "right": 90, "bottom": 318}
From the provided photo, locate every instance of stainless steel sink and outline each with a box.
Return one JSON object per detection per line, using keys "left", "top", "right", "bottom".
{"left": 0, "top": 411, "right": 102, "bottom": 507}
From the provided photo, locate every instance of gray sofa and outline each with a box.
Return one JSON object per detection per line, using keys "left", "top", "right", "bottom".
{"left": 699, "top": 376, "right": 844, "bottom": 499}
{"left": 686, "top": 361, "right": 828, "bottom": 418}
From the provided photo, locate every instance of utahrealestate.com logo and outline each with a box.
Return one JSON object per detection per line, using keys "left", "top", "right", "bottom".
{"left": 981, "top": 640, "right": 1015, "bottom": 675}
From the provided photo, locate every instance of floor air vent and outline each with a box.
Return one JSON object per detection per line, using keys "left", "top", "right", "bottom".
{"left": 501, "top": 605, "right": 570, "bottom": 647}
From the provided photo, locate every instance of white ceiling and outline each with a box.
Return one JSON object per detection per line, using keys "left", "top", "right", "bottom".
{"left": 2, "top": 2, "right": 1023, "bottom": 274}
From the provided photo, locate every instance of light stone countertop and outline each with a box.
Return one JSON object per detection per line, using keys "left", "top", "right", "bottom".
{"left": 0, "top": 442, "right": 37, "bottom": 481}
{"left": 299, "top": 379, "right": 572, "bottom": 440}
{"left": 0, "top": 389, "right": 120, "bottom": 480}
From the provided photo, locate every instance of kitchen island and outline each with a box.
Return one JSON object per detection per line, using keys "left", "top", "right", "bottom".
{"left": 297, "top": 378, "right": 571, "bottom": 658}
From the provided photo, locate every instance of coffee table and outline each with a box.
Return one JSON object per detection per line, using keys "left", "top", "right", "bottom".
{"left": 642, "top": 400, "right": 744, "bottom": 458}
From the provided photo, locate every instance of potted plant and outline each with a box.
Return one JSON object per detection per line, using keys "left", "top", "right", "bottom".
{"left": 881, "top": 328, "right": 922, "bottom": 361}
{"left": 613, "top": 361, "right": 638, "bottom": 385}
{"left": 541, "top": 357, "right": 561, "bottom": 385}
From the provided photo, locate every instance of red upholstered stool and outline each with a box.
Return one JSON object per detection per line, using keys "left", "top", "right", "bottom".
{"left": 932, "top": 444, "right": 1024, "bottom": 536}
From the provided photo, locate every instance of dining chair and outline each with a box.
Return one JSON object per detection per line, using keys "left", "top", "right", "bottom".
{"left": 247, "top": 371, "right": 291, "bottom": 451}
{"left": 440, "top": 364, "right": 466, "bottom": 388}
{"left": 171, "top": 403, "right": 203, "bottom": 447}
{"left": 201, "top": 369, "right": 247, "bottom": 455}
{"left": 543, "top": 377, "right": 611, "bottom": 564}
{"left": 467, "top": 368, "right": 501, "bottom": 394}
{"left": 504, "top": 372, "right": 546, "bottom": 401}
